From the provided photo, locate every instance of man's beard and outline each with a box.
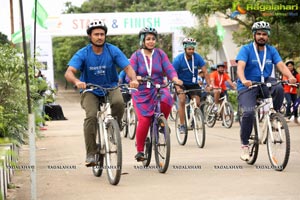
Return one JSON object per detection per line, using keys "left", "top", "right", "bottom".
{"left": 255, "top": 38, "right": 267, "bottom": 47}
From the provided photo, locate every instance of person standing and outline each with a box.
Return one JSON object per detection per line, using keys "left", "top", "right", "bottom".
{"left": 65, "top": 20, "right": 139, "bottom": 167}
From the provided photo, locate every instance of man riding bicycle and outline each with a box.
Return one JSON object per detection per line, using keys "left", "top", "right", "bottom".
{"left": 64, "top": 20, "right": 139, "bottom": 167}
{"left": 210, "top": 63, "right": 236, "bottom": 112}
{"left": 236, "top": 21, "right": 296, "bottom": 161}
{"left": 173, "top": 38, "right": 211, "bottom": 134}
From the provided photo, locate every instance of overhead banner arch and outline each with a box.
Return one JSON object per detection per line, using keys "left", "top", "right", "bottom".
{"left": 32, "top": 11, "right": 198, "bottom": 87}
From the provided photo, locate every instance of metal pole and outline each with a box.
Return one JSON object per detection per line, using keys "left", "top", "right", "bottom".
{"left": 18, "top": 0, "right": 37, "bottom": 199}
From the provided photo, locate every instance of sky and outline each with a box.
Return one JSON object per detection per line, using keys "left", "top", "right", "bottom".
{"left": 0, "top": 0, "right": 85, "bottom": 39}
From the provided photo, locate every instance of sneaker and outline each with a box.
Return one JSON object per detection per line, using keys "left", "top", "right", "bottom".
{"left": 178, "top": 124, "right": 186, "bottom": 134}
{"left": 135, "top": 152, "right": 145, "bottom": 162}
{"left": 240, "top": 145, "right": 250, "bottom": 161}
{"left": 85, "top": 155, "right": 96, "bottom": 167}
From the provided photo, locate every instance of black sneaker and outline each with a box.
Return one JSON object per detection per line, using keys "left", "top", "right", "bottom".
{"left": 135, "top": 152, "right": 145, "bottom": 162}
{"left": 85, "top": 155, "right": 96, "bottom": 167}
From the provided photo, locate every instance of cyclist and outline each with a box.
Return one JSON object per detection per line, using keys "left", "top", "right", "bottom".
{"left": 173, "top": 38, "right": 211, "bottom": 134}
{"left": 210, "top": 63, "right": 236, "bottom": 111}
{"left": 129, "top": 27, "right": 182, "bottom": 161}
{"left": 282, "top": 60, "right": 300, "bottom": 123}
{"left": 236, "top": 21, "right": 296, "bottom": 161}
{"left": 64, "top": 20, "right": 139, "bottom": 167}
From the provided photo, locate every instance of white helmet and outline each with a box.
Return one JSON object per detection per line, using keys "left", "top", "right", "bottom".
{"left": 252, "top": 21, "right": 270, "bottom": 35}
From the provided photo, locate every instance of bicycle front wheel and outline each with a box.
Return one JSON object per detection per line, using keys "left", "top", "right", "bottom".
{"left": 105, "top": 119, "right": 122, "bottom": 185}
{"left": 247, "top": 116, "right": 259, "bottom": 165}
{"left": 175, "top": 111, "right": 188, "bottom": 145}
{"left": 154, "top": 116, "right": 171, "bottom": 173}
{"left": 193, "top": 108, "right": 206, "bottom": 148}
{"left": 205, "top": 103, "right": 216, "bottom": 128}
{"left": 169, "top": 102, "right": 177, "bottom": 121}
{"left": 267, "top": 113, "right": 290, "bottom": 171}
{"left": 128, "top": 106, "right": 137, "bottom": 140}
{"left": 222, "top": 102, "right": 234, "bottom": 128}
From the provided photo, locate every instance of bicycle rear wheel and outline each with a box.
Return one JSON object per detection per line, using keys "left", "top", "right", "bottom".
{"left": 154, "top": 116, "right": 171, "bottom": 173}
{"left": 193, "top": 108, "right": 206, "bottom": 148}
{"left": 222, "top": 102, "right": 234, "bottom": 128}
{"left": 142, "top": 131, "right": 152, "bottom": 167}
{"left": 247, "top": 116, "right": 259, "bottom": 165}
{"left": 175, "top": 111, "right": 188, "bottom": 145}
{"left": 169, "top": 102, "right": 178, "bottom": 121}
{"left": 93, "top": 125, "right": 104, "bottom": 177}
{"left": 205, "top": 103, "right": 216, "bottom": 128}
{"left": 267, "top": 113, "right": 290, "bottom": 171}
{"left": 128, "top": 106, "right": 137, "bottom": 140}
{"left": 105, "top": 119, "right": 122, "bottom": 185}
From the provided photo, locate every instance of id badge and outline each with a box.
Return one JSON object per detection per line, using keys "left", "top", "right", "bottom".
{"left": 261, "top": 76, "right": 264, "bottom": 83}
{"left": 147, "top": 81, "right": 151, "bottom": 88}
{"left": 192, "top": 76, "right": 196, "bottom": 83}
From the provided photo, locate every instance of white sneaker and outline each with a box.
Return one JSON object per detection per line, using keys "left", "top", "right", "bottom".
{"left": 240, "top": 145, "right": 250, "bottom": 161}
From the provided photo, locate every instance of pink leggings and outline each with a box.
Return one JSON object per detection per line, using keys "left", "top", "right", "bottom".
{"left": 134, "top": 102, "right": 171, "bottom": 152}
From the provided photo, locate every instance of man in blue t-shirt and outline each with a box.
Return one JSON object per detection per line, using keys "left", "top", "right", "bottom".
{"left": 173, "top": 38, "right": 211, "bottom": 134}
{"left": 236, "top": 21, "right": 296, "bottom": 161}
{"left": 65, "top": 20, "right": 139, "bottom": 167}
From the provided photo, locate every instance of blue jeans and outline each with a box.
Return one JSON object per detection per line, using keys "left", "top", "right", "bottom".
{"left": 238, "top": 77, "right": 284, "bottom": 145}
{"left": 284, "top": 93, "right": 297, "bottom": 117}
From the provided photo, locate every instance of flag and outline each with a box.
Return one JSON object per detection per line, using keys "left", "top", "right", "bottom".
{"left": 216, "top": 20, "right": 226, "bottom": 42}
{"left": 11, "top": 25, "right": 32, "bottom": 44}
{"left": 32, "top": 0, "right": 48, "bottom": 29}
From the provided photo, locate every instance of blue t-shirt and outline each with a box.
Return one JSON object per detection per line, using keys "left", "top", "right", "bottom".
{"left": 68, "top": 43, "right": 129, "bottom": 96}
{"left": 236, "top": 42, "right": 282, "bottom": 91}
{"left": 118, "top": 70, "right": 128, "bottom": 84}
{"left": 173, "top": 53, "right": 206, "bottom": 85}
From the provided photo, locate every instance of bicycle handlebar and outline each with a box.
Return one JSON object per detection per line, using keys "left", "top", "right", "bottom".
{"left": 119, "top": 84, "right": 138, "bottom": 94}
{"left": 82, "top": 83, "right": 119, "bottom": 94}
{"left": 140, "top": 76, "right": 173, "bottom": 89}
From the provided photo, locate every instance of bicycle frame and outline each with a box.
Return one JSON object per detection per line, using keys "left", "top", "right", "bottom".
{"left": 185, "top": 97, "right": 197, "bottom": 129}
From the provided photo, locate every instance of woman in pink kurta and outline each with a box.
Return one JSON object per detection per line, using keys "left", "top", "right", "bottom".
{"left": 129, "top": 27, "right": 182, "bottom": 161}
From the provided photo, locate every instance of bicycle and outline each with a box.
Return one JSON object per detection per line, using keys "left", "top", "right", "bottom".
{"left": 174, "top": 88, "right": 206, "bottom": 148}
{"left": 140, "top": 77, "right": 171, "bottom": 173}
{"left": 82, "top": 83, "right": 122, "bottom": 185}
{"left": 201, "top": 88, "right": 234, "bottom": 128}
{"left": 279, "top": 83, "right": 300, "bottom": 118}
{"left": 119, "top": 84, "right": 138, "bottom": 140}
{"left": 239, "top": 81, "right": 290, "bottom": 171}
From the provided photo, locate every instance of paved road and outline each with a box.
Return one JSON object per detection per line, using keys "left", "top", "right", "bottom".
{"left": 7, "top": 88, "right": 300, "bottom": 200}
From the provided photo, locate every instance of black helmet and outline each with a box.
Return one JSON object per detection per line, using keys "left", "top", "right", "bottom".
{"left": 87, "top": 20, "right": 108, "bottom": 35}
{"left": 139, "top": 27, "right": 158, "bottom": 39}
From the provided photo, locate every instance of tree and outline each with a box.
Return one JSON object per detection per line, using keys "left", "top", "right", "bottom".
{"left": 0, "top": 32, "right": 10, "bottom": 45}
{"left": 188, "top": 0, "right": 300, "bottom": 60}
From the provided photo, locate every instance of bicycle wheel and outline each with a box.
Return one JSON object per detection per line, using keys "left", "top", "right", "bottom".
{"left": 93, "top": 125, "right": 104, "bottom": 177}
{"left": 175, "top": 111, "right": 188, "bottom": 145}
{"left": 169, "top": 103, "right": 177, "bottom": 121}
{"left": 247, "top": 116, "right": 259, "bottom": 165}
{"left": 267, "top": 113, "right": 290, "bottom": 171}
{"left": 128, "top": 106, "right": 137, "bottom": 140}
{"left": 154, "top": 116, "right": 171, "bottom": 173}
{"left": 205, "top": 103, "right": 216, "bottom": 128}
{"left": 222, "top": 102, "right": 234, "bottom": 128}
{"left": 142, "top": 131, "right": 152, "bottom": 167}
{"left": 193, "top": 108, "right": 206, "bottom": 148}
{"left": 105, "top": 119, "right": 122, "bottom": 185}
{"left": 121, "top": 108, "right": 128, "bottom": 138}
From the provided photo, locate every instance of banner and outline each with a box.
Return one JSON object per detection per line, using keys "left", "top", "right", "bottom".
{"left": 11, "top": 25, "right": 31, "bottom": 44}
{"left": 32, "top": 0, "right": 48, "bottom": 29}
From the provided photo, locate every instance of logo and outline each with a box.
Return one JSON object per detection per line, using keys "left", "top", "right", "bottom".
{"left": 230, "top": 2, "right": 299, "bottom": 18}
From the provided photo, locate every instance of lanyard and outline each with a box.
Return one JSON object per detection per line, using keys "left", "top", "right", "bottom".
{"left": 184, "top": 54, "right": 195, "bottom": 76}
{"left": 218, "top": 73, "right": 223, "bottom": 87}
{"left": 253, "top": 42, "right": 267, "bottom": 82}
{"left": 142, "top": 49, "right": 154, "bottom": 76}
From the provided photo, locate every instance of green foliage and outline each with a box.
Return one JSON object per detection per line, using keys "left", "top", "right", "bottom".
{"left": 0, "top": 32, "right": 10, "bottom": 45}
{"left": 227, "top": 90, "right": 238, "bottom": 111}
{"left": 188, "top": 0, "right": 300, "bottom": 60}
{"left": 0, "top": 44, "right": 51, "bottom": 142}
